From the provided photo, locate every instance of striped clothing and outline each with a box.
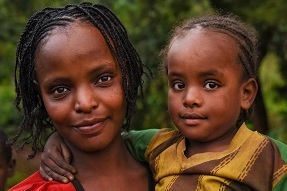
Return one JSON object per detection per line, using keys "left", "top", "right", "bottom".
{"left": 124, "top": 124, "right": 287, "bottom": 191}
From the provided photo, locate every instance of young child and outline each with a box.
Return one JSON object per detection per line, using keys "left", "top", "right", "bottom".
{"left": 40, "top": 14, "right": 287, "bottom": 190}
{"left": 8, "top": 2, "right": 154, "bottom": 191}
{"left": 141, "top": 14, "right": 287, "bottom": 190}
{"left": 0, "top": 129, "right": 16, "bottom": 191}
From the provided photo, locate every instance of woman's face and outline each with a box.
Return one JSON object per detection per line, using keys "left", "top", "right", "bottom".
{"left": 34, "top": 22, "right": 127, "bottom": 153}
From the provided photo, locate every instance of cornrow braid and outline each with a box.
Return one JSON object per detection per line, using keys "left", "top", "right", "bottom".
{"left": 13, "top": 2, "right": 149, "bottom": 159}
{"left": 160, "top": 14, "right": 259, "bottom": 127}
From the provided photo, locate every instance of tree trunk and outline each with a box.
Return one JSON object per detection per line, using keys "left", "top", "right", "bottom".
{"left": 253, "top": 81, "right": 269, "bottom": 134}
{"left": 209, "top": 0, "right": 271, "bottom": 134}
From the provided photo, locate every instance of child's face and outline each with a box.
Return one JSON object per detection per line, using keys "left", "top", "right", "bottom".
{"left": 167, "top": 29, "right": 251, "bottom": 145}
{"left": 34, "top": 22, "right": 127, "bottom": 152}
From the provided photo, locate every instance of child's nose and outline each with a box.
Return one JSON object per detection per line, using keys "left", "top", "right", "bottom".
{"left": 74, "top": 86, "right": 98, "bottom": 113}
{"left": 183, "top": 88, "right": 203, "bottom": 108}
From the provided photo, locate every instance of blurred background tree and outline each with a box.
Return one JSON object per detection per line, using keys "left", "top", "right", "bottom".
{"left": 0, "top": 0, "right": 286, "bottom": 189}
{"left": 210, "top": 0, "right": 287, "bottom": 142}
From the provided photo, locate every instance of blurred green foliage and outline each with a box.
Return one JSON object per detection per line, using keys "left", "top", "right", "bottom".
{"left": 1, "top": 0, "right": 287, "bottom": 188}
{"left": 1, "top": 0, "right": 287, "bottom": 142}
{"left": 0, "top": 85, "right": 22, "bottom": 133}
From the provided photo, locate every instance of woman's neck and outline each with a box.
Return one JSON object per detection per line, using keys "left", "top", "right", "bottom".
{"left": 69, "top": 133, "right": 131, "bottom": 177}
{"left": 66, "top": 133, "right": 150, "bottom": 191}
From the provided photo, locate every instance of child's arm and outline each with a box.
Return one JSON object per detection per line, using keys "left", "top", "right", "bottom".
{"left": 40, "top": 132, "right": 76, "bottom": 183}
{"left": 122, "top": 129, "right": 160, "bottom": 162}
{"left": 40, "top": 129, "right": 159, "bottom": 183}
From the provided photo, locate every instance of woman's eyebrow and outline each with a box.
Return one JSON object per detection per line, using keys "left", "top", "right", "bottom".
{"left": 87, "top": 63, "right": 115, "bottom": 75}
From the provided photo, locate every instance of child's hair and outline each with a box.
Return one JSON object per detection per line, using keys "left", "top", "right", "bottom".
{"left": 14, "top": 2, "right": 149, "bottom": 158}
{"left": 0, "top": 129, "right": 12, "bottom": 163}
{"left": 160, "top": 14, "right": 259, "bottom": 127}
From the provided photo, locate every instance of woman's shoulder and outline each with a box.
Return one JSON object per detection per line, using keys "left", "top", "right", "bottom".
{"left": 8, "top": 171, "right": 76, "bottom": 191}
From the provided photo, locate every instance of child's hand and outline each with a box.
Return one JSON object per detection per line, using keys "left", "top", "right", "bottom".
{"left": 39, "top": 132, "right": 76, "bottom": 183}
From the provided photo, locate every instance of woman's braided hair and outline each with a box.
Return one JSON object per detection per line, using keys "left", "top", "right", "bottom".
{"left": 14, "top": 2, "right": 148, "bottom": 158}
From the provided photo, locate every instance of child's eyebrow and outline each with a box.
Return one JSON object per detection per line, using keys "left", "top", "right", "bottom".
{"left": 167, "top": 71, "right": 181, "bottom": 78}
{"left": 167, "top": 69, "right": 222, "bottom": 78}
{"left": 199, "top": 70, "right": 219, "bottom": 77}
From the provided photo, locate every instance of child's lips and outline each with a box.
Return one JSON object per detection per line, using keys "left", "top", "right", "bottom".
{"left": 180, "top": 113, "right": 206, "bottom": 126}
{"left": 181, "top": 113, "right": 205, "bottom": 119}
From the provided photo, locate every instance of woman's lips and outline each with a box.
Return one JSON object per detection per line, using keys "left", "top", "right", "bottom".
{"left": 73, "top": 118, "right": 107, "bottom": 135}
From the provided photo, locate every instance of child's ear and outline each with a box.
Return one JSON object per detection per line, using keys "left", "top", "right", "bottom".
{"left": 241, "top": 78, "right": 258, "bottom": 110}
{"left": 7, "top": 159, "right": 16, "bottom": 178}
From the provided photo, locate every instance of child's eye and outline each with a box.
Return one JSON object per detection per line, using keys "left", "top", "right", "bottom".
{"left": 204, "top": 82, "right": 218, "bottom": 90}
{"left": 98, "top": 76, "right": 111, "bottom": 83}
{"left": 173, "top": 82, "right": 185, "bottom": 90}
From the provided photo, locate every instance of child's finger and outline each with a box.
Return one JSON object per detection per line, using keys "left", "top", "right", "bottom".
{"left": 50, "top": 152, "right": 77, "bottom": 177}
{"left": 59, "top": 144, "right": 77, "bottom": 175}
{"left": 40, "top": 165, "right": 70, "bottom": 183}
{"left": 40, "top": 158, "right": 71, "bottom": 183}
{"left": 51, "top": 159, "right": 75, "bottom": 181}
{"left": 39, "top": 166, "right": 53, "bottom": 181}
{"left": 42, "top": 141, "right": 76, "bottom": 178}
{"left": 40, "top": 153, "right": 74, "bottom": 182}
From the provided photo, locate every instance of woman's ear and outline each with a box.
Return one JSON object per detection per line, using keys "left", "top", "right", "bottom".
{"left": 33, "top": 80, "right": 40, "bottom": 94}
{"left": 241, "top": 78, "right": 258, "bottom": 110}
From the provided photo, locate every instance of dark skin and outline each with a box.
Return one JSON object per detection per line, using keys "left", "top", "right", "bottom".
{"left": 41, "top": 133, "right": 154, "bottom": 189}
{"left": 40, "top": 27, "right": 259, "bottom": 187}
{"left": 40, "top": 27, "right": 259, "bottom": 191}
{"left": 40, "top": 134, "right": 151, "bottom": 190}
{"left": 36, "top": 21, "right": 153, "bottom": 190}
{"left": 167, "top": 30, "right": 258, "bottom": 158}
{"left": 40, "top": 133, "right": 76, "bottom": 182}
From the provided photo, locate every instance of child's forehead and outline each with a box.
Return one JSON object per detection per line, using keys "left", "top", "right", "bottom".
{"left": 175, "top": 28, "right": 236, "bottom": 44}
{"left": 170, "top": 28, "right": 238, "bottom": 56}
{"left": 167, "top": 28, "right": 241, "bottom": 74}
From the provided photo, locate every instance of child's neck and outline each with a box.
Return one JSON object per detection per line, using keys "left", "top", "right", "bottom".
{"left": 185, "top": 127, "right": 238, "bottom": 158}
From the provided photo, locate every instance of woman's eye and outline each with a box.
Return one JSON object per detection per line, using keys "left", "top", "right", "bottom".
{"left": 52, "top": 87, "right": 69, "bottom": 96}
{"left": 204, "top": 82, "right": 218, "bottom": 90}
{"left": 98, "top": 76, "right": 111, "bottom": 83}
{"left": 173, "top": 82, "right": 185, "bottom": 90}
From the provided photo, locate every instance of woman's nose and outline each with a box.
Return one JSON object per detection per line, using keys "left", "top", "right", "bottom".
{"left": 74, "top": 86, "right": 98, "bottom": 113}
